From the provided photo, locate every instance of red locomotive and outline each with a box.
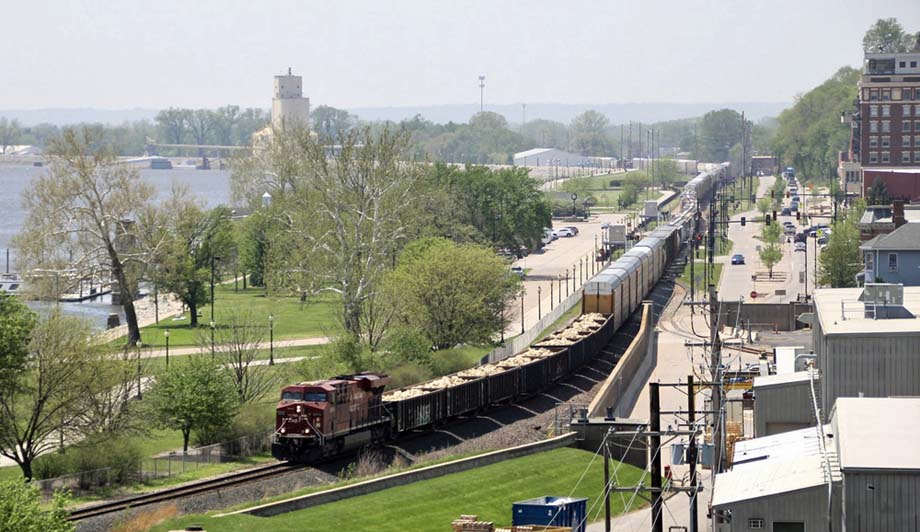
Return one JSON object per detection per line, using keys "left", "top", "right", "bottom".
{"left": 272, "top": 373, "right": 391, "bottom": 462}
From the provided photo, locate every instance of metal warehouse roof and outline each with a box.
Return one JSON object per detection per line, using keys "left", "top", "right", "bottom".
{"left": 513, "top": 148, "right": 555, "bottom": 158}
{"left": 712, "top": 454, "right": 836, "bottom": 507}
{"left": 732, "top": 425, "right": 828, "bottom": 468}
{"left": 753, "top": 369, "right": 818, "bottom": 389}
{"left": 833, "top": 397, "right": 920, "bottom": 471}
{"left": 813, "top": 287, "right": 920, "bottom": 336}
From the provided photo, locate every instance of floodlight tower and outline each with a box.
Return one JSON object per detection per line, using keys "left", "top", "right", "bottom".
{"left": 479, "top": 75, "right": 486, "bottom": 114}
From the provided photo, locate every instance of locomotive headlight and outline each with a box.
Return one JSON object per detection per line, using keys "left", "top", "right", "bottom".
{"left": 304, "top": 428, "right": 310, "bottom": 434}
{"left": 296, "top": 405, "right": 302, "bottom": 413}
{"left": 280, "top": 427, "right": 286, "bottom": 434}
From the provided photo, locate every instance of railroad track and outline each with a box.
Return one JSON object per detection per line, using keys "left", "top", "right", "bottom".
{"left": 68, "top": 461, "right": 305, "bottom": 522}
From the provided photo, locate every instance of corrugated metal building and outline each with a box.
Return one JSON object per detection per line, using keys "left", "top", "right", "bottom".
{"left": 713, "top": 397, "right": 920, "bottom": 532}
{"left": 811, "top": 285, "right": 920, "bottom": 415}
{"left": 753, "top": 370, "right": 820, "bottom": 437}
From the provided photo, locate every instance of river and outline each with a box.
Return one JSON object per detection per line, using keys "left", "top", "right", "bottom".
{"left": 0, "top": 163, "right": 233, "bottom": 328}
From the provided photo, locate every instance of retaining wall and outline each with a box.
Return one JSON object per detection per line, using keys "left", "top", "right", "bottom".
{"left": 719, "top": 301, "right": 813, "bottom": 332}
{"left": 224, "top": 432, "right": 578, "bottom": 518}
{"left": 586, "top": 302, "right": 655, "bottom": 418}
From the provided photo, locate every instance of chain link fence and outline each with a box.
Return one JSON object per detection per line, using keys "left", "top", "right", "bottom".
{"left": 35, "top": 431, "right": 273, "bottom": 497}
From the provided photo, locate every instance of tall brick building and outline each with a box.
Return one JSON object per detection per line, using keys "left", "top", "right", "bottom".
{"left": 842, "top": 41, "right": 920, "bottom": 202}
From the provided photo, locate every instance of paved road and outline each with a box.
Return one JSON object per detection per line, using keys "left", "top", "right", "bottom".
{"left": 717, "top": 176, "right": 824, "bottom": 304}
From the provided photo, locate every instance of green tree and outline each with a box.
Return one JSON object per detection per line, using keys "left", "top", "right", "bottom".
{"left": 818, "top": 202, "right": 865, "bottom": 288}
{"left": 862, "top": 18, "right": 917, "bottom": 53}
{"left": 698, "top": 109, "right": 745, "bottom": 163}
{"left": 14, "top": 127, "right": 154, "bottom": 346}
{"left": 149, "top": 194, "right": 234, "bottom": 327}
{"left": 759, "top": 223, "right": 783, "bottom": 279}
{"left": 0, "top": 481, "right": 73, "bottom": 532}
{"left": 569, "top": 110, "right": 611, "bottom": 156}
{"left": 155, "top": 107, "right": 189, "bottom": 145}
{"left": 0, "top": 117, "right": 23, "bottom": 154}
{"left": 312, "top": 105, "right": 356, "bottom": 141}
{"left": 0, "top": 292, "right": 37, "bottom": 387}
{"left": 650, "top": 158, "right": 680, "bottom": 187}
{"left": 756, "top": 197, "right": 773, "bottom": 217}
{"left": 0, "top": 311, "right": 105, "bottom": 480}
{"left": 866, "top": 176, "right": 891, "bottom": 205}
{"left": 772, "top": 67, "right": 859, "bottom": 181}
{"left": 383, "top": 238, "right": 522, "bottom": 350}
{"left": 146, "top": 358, "right": 240, "bottom": 451}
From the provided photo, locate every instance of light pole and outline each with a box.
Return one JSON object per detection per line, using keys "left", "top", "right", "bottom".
{"left": 210, "top": 255, "right": 221, "bottom": 324}
{"left": 571, "top": 192, "right": 578, "bottom": 218}
{"left": 557, "top": 275, "right": 562, "bottom": 304}
{"left": 210, "top": 320, "right": 216, "bottom": 356}
{"left": 164, "top": 330, "right": 170, "bottom": 369}
{"left": 572, "top": 265, "right": 576, "bottom": 291}
{"left": 269, "top": 314, "right": 275, "bottom": 366}
{"left": 136, "top": 343, "right": 143, "bottom": 400}
{"left": 478, "top": 75, "right": 485, "bottom": 114}
{"left": 520, "top": 292, "right": 525, "bottom": 334}
{"left": 550, "top": 281, "right": 554, "bottom": 311}
{"left": 538, "top": 286, "right": 542, "bottom": 320}
{"left": 565, "top": 271, "right": 569, "bottom": 297}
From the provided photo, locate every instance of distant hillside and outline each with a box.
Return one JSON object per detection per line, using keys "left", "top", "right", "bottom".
{"left": 348, "top": 101, "right": 790, "bottom": 125}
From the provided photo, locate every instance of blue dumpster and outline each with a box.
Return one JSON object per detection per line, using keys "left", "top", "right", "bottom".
{"left": 512, "top": 496, "right": 588, "bottom": 532}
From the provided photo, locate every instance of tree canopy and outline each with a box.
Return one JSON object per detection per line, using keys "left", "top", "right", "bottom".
{"left": 862, "top": 18, "right": 918, "bottom": 53}
{"left": 0, "top": 481, "right": 72, "bottom": 532}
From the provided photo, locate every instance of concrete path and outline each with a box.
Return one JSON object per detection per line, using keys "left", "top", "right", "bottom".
{"left": 137, "top": 336, "right": 329, "bottom": 359}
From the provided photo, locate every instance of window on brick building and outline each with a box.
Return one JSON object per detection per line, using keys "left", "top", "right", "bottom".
{"left": 882, "top": 151, "right": 890, "bottom": 163}
{"left": 905, "top": 121, "right": 913, "bottom": 132}
{"left": 883, "top": 89, "right": 892, "bottom": 101}
{"left": 869, "top": 136, "right": 879, "bottom": 148}
{"left": 870, "top": 121, "right": 879, "bottom": 133}
{"left": 882, "top": 136, "right": 891, "bottom": 148}
{"left": 905, "top": 104, "right": 913, "bottom": 116}
{"left": 870, "top": 105, "right": 879, "bottom": 117}
{"left": 915, "top": 136, "right": 920, "bottom": 147}
{"left": 869, "top": 152, "right": 879, "bottom": 163}
{"left": 893, "top": 88, "right": 902, "bottom": 100}
{"left": 903, "top": 151, "right": 911, "bottom": 163}
{"left": 915, "top": 151, "right": 920, "bottom": 162}
{"left": 904, "top": 136, "right": 912, "bottom": 148}
{"left": 889, "top": 253, "right": 898, "bottom": 272}
{"left": 870, "top": 89, "right": 879, "bottom": 101}
{"left": 915, "top": 104, "right": 920, "bottom": 115}
{"left": 882, "top": 105, "right": 891, "bottom": 117}
{"left": 882, "top": 121, "right": 891, "bottom": 132}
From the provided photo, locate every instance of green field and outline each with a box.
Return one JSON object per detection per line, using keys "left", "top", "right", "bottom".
{"left": 152, "top": 447, "right": 649, "bottom": 532}
{"left": 678, "top": 260, "right": 724, "bottom": 293}
{"left": 121, "top": 286, "right": 341, "bottom": 348}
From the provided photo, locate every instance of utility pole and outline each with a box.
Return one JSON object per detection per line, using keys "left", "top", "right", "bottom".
{"left": 709, "top": 284, "right": 724, "bottom": 475}
{"left": 687, "top": 375, "right": 699, "bottom": 532}
{"left": 628, "top": 121, "right": 633, "bottom": 161}
{"left": 620, "top": 124, "right": 625, "bottom": 169}
{"left": 650, "top": 382, "right": 663, "bottom": 532}
{"left": 604, "top": 438, "right": 611, "bottom": 532}
{"left": 478, "top": 75, "right": 485, "bottom": 114}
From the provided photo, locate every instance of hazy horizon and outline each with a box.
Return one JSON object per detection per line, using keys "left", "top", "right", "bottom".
{"left": 1, "top": 0, "right": 918, "bottom": 111}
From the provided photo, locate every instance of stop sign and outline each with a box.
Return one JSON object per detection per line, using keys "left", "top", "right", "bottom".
{"left": 750, "top": 291, "right": 758, "bottom": 299}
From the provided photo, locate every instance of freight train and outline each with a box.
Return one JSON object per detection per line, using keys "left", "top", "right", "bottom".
{"left": 271, "top": 164, "right": 727, "bottom": 463}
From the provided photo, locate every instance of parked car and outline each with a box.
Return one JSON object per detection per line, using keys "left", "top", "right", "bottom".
{"left": 795, "top": 232, "right": 807, "bottom": 243}
{"left": 794, "top": 242, "right": 807, "bottom": 252}
{"left": 781, "top": 207, "right": 791, "bottom": 216}
{"left": 564, "top": 226, "right": 580, "bottom": 235}
{"left": 510, "top": 266, "right": 525, "bottom": 278}
{"left": 817, "top": 236, "right": 829, "bottom": 246}
{"left": 731, "top": 254, "right": 745, "bottom": 265}
{"left": 555, "top": 228, "right": 575, "bottom": 238}
{"left": 784, "top": 225, "right": 796, "bottom": 235}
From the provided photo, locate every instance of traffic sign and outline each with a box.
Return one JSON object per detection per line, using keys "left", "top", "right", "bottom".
{"left": 750, "top": 290, "right": 758, "bottom": 299}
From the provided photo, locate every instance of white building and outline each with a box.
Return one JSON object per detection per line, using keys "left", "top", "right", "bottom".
{"left": 253, "top": 68, "right": 311, "bottom": 146}
{"left": 512, "top": 148, "right": 613, "bottom": 168}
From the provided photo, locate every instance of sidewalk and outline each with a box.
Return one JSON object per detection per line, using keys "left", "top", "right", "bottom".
{"left": 138, "top": 336, "right": 329, "bottom": 359}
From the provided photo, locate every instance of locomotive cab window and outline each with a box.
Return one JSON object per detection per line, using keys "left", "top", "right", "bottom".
{"left": 281, "top": 391, "right": 303, "bottom": 401}
{"left": 304, "top": 392, "right": 327, "bottom": 402}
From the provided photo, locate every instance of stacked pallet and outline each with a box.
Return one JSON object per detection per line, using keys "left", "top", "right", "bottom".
{"left": 452, "top": 515, "right": 494, "bottom": 531}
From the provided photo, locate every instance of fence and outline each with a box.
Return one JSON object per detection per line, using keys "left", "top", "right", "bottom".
{"left": 35, "top": 431, "right": 272, "bottom": 497}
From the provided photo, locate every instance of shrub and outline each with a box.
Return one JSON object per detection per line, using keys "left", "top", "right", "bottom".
{"left": 387, "top": 362, "right": 434, "bottom": 389}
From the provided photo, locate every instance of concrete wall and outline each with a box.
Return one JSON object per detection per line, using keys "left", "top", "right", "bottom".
{"left": 227, "top": 433, "right": 577, "bottom": 518}
{"left": 587, "top": 303, "right": 655, "bottom": 418}
{"left": 719, "top": 301, "right": 813, "bottom": 331}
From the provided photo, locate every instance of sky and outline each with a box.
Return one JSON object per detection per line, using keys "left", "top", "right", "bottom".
{"left": 1, "top": 0, "right": 919, "bottom": 111}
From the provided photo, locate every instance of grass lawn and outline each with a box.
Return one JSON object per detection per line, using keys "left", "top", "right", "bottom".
{"left": 122, "top": 286, "right": 341, "bottom": 348}
{"left": 151, "top": 447, "right": 649, "bottom": 532}
{"left": 140, "top": 344, "right": 324, "bottom": 375}
{"left": 678, "top": 260, "right": 724, "bottom": 293}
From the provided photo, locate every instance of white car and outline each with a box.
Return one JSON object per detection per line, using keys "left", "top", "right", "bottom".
{"left": 794, "top": 242, "right": 806, "bottom": 252}
{"left": 555, "top": 228, "right": 575, "bottom": 238}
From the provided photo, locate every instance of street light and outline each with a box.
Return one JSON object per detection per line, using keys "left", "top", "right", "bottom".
{"left": 550, "top": 281, "right": 554, "bottom": 311}
{"left": 164, "top": 330, "right": 170, "bottom": 369}
{"left": 262, "top": 191, "right": 272, "bottom": 208}
{"left": 269, "top": 314, "right": 275, "bottom": 366}
{"left": 520, "top": 292, "right": 525, "bottom": 334}
{"left": 210, "top": 320, "right": 216, "bottom": 356}
{"left": 538, "top": 286, "right": 542, "bottom": 320}
{"left": 136, "top": 343, "right": 143, "bottom": 400}
{"left": 571, "top": 192, "right": 578, "bottom": 217}
{"left": 210, "top": 256, "right": 222, "bottom": 324}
